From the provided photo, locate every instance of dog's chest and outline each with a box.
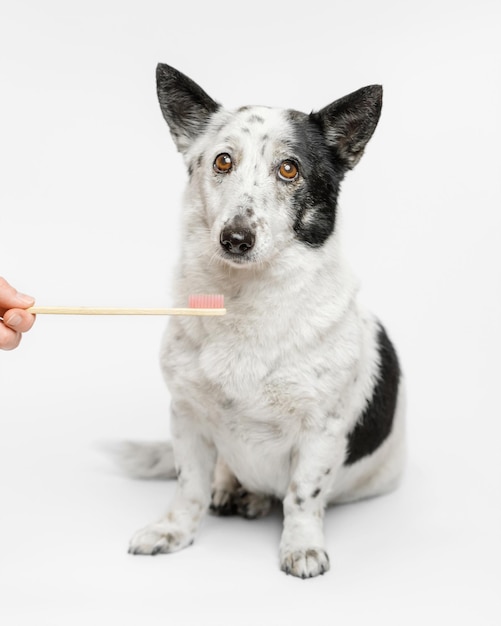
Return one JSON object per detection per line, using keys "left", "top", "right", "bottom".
{"left": 166, "top": 315, "right": 309, "bottom": 415}
{"left": 161, "top": 289, "right": 364, "bottom": 495}
{"left": 162, "top": 315, "right": 335, "bottom": 490}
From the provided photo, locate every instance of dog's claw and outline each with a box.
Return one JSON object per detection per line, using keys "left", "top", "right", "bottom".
{"left": 280, "top": 548, "right": 330, "bottom": 579}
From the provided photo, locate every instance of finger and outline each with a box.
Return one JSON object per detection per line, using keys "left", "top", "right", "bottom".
{"left": 0, "top": 276, "right": 35, "bottom": 315}
{"left": 3, "top": 308, "right": 36, "bottom": 333}
{"left": 0, "top": 321, "right": 22, "bottom": 350}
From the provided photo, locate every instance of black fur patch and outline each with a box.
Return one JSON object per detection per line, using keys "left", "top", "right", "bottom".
{"left": 285, "top": 87, "right": 381, "bottom": 246}
{"left": 344, "top": 324, "right": 400, "bottom": 465}
{"left": 287, "top": 111, "right": 347, "bottom": 247}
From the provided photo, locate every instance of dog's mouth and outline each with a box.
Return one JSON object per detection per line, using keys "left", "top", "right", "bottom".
{"left": 218, "top": 248, "right": 258, "bottom": 267}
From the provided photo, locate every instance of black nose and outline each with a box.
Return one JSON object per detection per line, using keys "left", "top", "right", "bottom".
{"left": 220, "top": 227, "right": 255, "bottom": 255}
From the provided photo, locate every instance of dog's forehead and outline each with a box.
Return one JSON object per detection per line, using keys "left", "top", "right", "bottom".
{"left": 212, "top": 105, "right": 297, "bottom": 144}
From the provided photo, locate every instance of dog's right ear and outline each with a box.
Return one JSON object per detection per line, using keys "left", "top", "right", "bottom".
{"left": 156, "top": 64, "right": 221, "bottom": 153}
{"left": 311, "top": 85, "right": 383, "bottom": 170}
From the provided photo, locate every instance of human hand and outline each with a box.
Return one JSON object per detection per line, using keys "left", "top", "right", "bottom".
{"left": 0, "top": 277, "right": 36, "bottom": 350}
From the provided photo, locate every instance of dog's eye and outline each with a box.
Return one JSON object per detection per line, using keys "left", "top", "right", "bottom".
{"left": 214, "top": 153, "right": 233, "bottom": 173}
{"left": 278, "top": 160, "right": 299, "bottom": 181}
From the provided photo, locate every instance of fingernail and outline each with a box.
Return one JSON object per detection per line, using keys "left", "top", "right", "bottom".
{"left": 15, "top": 292, "right": 35, "bottom": 306}
{"left": 6, "top": 314, "right": 22, "bottom": 328}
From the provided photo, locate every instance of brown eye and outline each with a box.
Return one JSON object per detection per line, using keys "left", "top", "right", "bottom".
{"left": 278, "top": 160, "right": 299, "bottom": 181}
{"left": 214, "top": 153, "right": 233, "bottom": 173}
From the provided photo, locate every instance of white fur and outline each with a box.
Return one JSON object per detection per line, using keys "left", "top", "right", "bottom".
{"left": 128, "top": 104, "right": 405, "bottom": 578}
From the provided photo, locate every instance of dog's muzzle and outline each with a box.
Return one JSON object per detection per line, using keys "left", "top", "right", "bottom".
{"left": 220, "top": 223, "right": 255, "bottom": 257}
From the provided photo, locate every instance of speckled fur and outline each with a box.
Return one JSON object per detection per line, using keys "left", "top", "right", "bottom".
{"left": 127, "top": 65, "right": 406, "bottom": 578}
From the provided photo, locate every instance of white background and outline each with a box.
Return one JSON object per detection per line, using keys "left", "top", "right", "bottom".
{"left": 1, "top": 1, "right": 500, "bottom": 624}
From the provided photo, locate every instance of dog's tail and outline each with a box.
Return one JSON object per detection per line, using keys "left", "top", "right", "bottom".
{"left": 106, "top": 440, "right": 177, "bottom": 480}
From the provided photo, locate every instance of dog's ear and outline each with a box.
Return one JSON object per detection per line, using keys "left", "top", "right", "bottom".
{"left": 156, "top": 64, "right": 221, "bottom": 153}
{"left": 311, "top": 85, "right": 382, "bottom": 169}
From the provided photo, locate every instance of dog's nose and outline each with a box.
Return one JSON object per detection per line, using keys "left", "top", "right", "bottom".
{"left": 220, "top": 227, "right": 255, "bottom": 255}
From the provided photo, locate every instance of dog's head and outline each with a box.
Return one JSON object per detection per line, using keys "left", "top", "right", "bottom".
{"left": 156, "top": 64, "right": 382, "bottom": 269}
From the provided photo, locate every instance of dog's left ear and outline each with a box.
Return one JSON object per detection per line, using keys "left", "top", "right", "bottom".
{"left": 311, "top": 85, "right": 382, "bottom": 169}
{"left": 156, "top": 63, "right": 221, "bottom": 153}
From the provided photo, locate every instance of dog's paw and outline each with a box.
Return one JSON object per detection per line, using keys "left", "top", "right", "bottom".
{"left": 234, "top": 489, "right": 272, "bottom": 520}
{"left": 128, "top": 522, "right": 194, "bottom": 556}
{"left": 210, "top": 487, "right": 237, "bottom": 516}
{"left": 280, "top": 548, "right": 330, "bottom": 579}
{"left": 210, "top": 487, "right": 272, "bottom": 519}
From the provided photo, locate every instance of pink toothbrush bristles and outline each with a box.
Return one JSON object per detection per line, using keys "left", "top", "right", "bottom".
{"left": 188, "top": 294, "right": 225, "bottom": 309}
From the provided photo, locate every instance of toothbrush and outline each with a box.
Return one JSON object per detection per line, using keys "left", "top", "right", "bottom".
{"left": 28, "top": 294, "right": 226, "bottom": 317}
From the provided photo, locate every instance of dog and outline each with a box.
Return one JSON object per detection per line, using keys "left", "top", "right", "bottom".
{"left": 124, "top": 64, "right": 405, "bottom": 578}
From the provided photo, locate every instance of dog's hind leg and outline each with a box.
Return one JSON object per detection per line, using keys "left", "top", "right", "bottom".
{"left": 210, "top": 456, "right": 273, "bottom": 520}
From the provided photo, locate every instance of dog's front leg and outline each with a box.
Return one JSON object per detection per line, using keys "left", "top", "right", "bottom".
{"left": 128, "top": 402, "right": 216, "bottom": 556}
{"left": 280, "top": 430, "right": 344, "bottom": 578}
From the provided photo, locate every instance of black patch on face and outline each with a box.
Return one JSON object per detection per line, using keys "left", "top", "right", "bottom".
{"left": 344, "top": 323, "right": 401, "bottom": 466}
{"left": 311, "top": 488, "right": 321, "bottom": 498}
{"left": 287, "top": 111, "right": 347, "bottom": 247}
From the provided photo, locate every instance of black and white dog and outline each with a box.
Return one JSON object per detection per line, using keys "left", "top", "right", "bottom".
{"left": 125, "top": 64, "right": 405, "bottom": 578}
